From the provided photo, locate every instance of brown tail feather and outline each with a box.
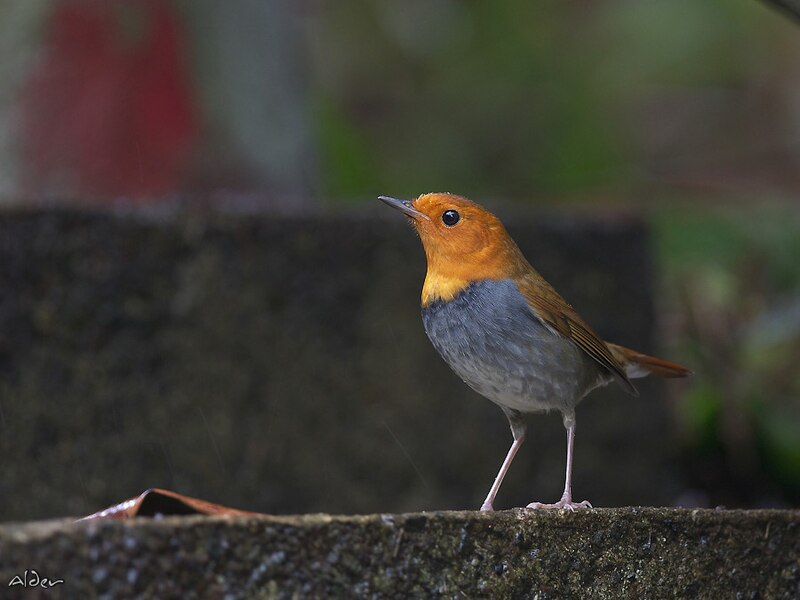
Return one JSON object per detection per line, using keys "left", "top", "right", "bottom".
{"left": 606, "top": 342, "right": 691, "bottom": 379}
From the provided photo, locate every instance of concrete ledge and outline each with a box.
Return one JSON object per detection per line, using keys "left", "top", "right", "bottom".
{"left": 1, "top": 508, "right": 798, "bottom": 598}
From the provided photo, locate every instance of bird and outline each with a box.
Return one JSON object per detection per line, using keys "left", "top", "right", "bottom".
{"left": 379, "top": 192, "right": 690, "bottom": 511}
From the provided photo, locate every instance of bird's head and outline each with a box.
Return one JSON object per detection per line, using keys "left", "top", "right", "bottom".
{"left": 379, "top": 192, "right": 528, "bottom": 304}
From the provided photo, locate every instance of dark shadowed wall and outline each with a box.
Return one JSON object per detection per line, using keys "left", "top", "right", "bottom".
{"left": 0, "top": 208, "right": 683, "bottom": 521}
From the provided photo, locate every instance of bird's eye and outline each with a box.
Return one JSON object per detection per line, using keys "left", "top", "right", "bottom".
{"left": 441, "top": 210, "right": 460, "bottom": 227}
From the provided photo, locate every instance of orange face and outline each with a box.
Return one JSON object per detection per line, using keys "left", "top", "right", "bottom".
{"left": 380, "top": 192, "right": 528, "bottom": 305}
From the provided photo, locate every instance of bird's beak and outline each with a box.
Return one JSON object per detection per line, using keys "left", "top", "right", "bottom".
{"left": 378, "top": 196, "right": 431, "bottom": 221}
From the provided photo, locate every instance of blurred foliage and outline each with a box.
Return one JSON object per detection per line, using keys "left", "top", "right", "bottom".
{"left": 656, "top": 205, "right": 800, "bottom": 506}
{"left": 312, "top": 0, "right": 798, "bottom": 200}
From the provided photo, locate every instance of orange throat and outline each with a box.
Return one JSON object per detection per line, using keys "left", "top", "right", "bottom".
{"left": 420, "top": 241, "right": 528, "bottom": 306}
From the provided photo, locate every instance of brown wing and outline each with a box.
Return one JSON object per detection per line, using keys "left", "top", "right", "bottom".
{"left": 515, "top": 273, "right": 638, "bottom": 395}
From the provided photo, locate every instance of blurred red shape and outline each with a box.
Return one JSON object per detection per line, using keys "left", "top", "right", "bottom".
{"left": 21, "top": 0, "right": 198, "bottom": 200}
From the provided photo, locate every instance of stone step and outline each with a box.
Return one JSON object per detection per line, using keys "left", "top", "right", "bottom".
{"left": 0, "top": 508, "right": 797, "bottom": 598}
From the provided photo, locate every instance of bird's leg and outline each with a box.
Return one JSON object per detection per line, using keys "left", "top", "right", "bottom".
{"left": 480, "top": 409, "right": 526, "bottom": 512}
{"left": 527, "top": 411, "right": 592, "bottom": 511}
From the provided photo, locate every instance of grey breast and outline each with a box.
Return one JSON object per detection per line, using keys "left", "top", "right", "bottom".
{"left": 421, "top": 279, "right": 608, "bottom": 414}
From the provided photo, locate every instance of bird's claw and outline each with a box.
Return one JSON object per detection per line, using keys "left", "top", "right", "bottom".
{"left": 526, "top": 496, "right": 592, "bottom": 511}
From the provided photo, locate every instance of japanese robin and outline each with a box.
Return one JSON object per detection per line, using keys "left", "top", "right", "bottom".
{"left": 379, "top": 192, "right": 690, "bottom": 511}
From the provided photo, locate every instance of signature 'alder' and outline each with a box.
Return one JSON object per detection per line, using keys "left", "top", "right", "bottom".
{"left": 380, "top": 192, "right": 690, "bottom": 511}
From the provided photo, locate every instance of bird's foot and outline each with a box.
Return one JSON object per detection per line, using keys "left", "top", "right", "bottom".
{"left": 479, "top": 502, "right": 494, "bottom": 512}
{"left": 526, "top": 494, "right": 592, "bottom": 511}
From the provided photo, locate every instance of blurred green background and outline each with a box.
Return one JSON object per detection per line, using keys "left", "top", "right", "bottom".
{"left": 1, "top": 0, "right": 799, "bottom": 508}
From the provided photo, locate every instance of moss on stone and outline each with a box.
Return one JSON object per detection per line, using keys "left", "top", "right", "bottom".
{"left": 0, "top": 508, "right": 798, "bottom": 598}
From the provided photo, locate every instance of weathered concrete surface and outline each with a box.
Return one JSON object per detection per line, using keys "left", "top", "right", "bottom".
{"left": 0, "top": 508, "right": 797, "bottom": 598}
{"left": 0, "top": 208, "right": 682, "bottom": 521}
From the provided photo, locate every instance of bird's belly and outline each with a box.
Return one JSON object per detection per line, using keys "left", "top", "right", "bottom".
{"left": 422, "top": 279, "right": 608, "bottom": 414}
